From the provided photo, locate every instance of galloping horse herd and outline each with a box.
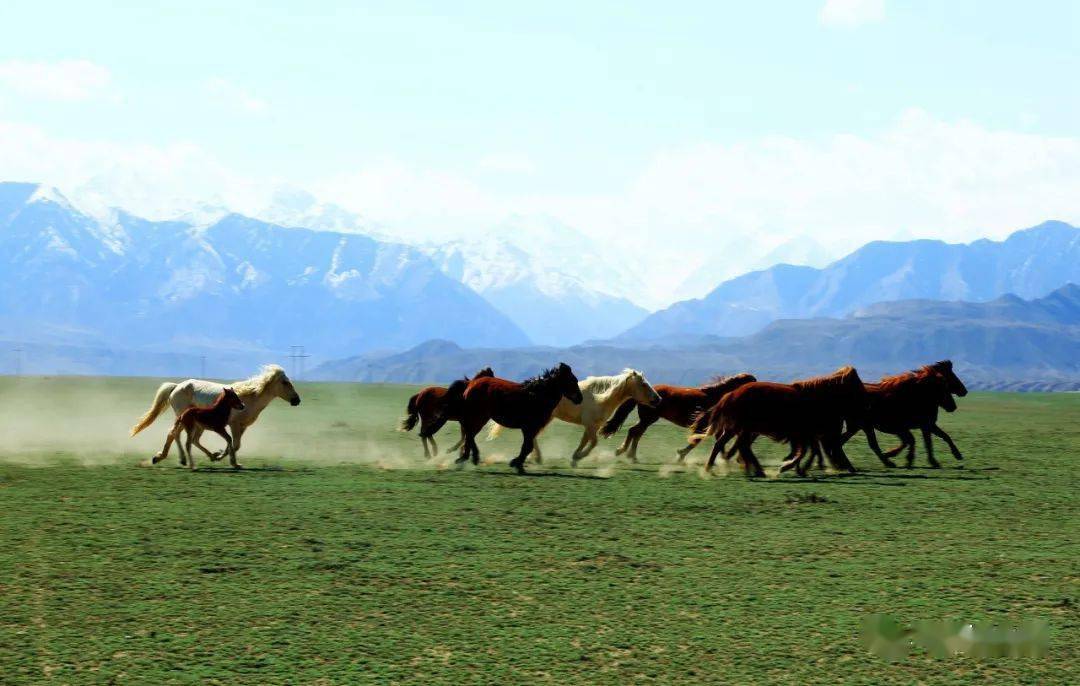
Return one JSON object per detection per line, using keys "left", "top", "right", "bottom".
{"left": 127, "top": 358, "right": 969, "bottom": 477}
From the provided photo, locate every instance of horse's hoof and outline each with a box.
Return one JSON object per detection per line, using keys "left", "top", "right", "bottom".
{"left": 883, "top": 460, "right": 897, "bottom": 468}
{"left": 232, "top": 464, "right": 243, "bottom": 470}
{"left": 614, "top": 447, "right": 626, "bottom": 457}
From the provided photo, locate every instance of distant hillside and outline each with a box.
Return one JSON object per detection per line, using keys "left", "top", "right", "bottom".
{"left": 619, "top": 221, "right": 1080, "bottom": 342}
{"left": 0, "top": 182, "right": 529, "bottom": 376}
{"left": 313, "top": 285, "right": 1080, "bottom": 391}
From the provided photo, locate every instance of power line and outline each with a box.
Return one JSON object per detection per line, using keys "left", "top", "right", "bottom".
{"left": 288, "top": 345, "right": 310, "bottom": 381}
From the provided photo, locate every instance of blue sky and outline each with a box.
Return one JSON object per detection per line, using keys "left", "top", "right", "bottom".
{"left": 1, "top": 0, "right": 1078, "bottom": 264}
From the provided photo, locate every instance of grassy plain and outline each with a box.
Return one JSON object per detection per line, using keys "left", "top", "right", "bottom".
{"left": 0, "top": 376, "right": 1077, "bottom": 684}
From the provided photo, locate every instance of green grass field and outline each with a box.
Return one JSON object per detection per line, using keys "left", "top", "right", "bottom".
{"left": 0, "top": 376, "right": 1077, "bottom": 684}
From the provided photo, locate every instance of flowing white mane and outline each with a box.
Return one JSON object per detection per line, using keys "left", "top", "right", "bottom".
{"left": 232, "top": 364, "right": 287, "bottom": 395}
{"left": 584, "top": 368, "right": 641, "bottom": 403}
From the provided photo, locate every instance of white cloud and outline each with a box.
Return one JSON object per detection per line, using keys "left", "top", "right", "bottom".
{"left": 819, "top": 0, "right": 885, "bottom": 28}
{"left": 478, "top": 152, "right": 535, "bottom": 174}
{"left": 0, "top": 59, "right": 110, "bottom": 101}
{"left": 0, "top": 120, "right": 273, "bottom": 219}
{"left": 205, "top": 77, "right": 268, "bottom": 114}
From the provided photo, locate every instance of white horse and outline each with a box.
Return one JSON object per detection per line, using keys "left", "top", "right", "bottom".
{"left": 488, "top": 369, "right": 661, "bottom": 466}
{"left": 130, "top": 364, "right": 301, "bottom": 468}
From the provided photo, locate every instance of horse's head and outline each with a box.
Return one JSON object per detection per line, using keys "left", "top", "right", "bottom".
{"left": 929, "top": 372, "right": 958, "bottom": 413}
{"left": 930, "top": 360, "right": 967, "bottom": 397}
{"left": 838, "top": 366, "right": 871, "bottom": 421}
{"left": 222, "top": 386, "right": 246, "bottom": 412}
{"left": 272, "top": 370, "right": 302, "bottom": 406}
{"left": 626, "top": 369, "right": 661, "bottom": 407}
{"left": 473, "top": 367, "right": 495, "bottom": 380}
{"left": 557, "top": 363, "right": 583, "bottom": 404}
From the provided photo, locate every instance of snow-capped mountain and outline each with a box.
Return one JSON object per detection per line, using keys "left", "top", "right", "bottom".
{"left": 619, "top": 220, "right": 1080, "bottom": 342}
{"left": 255, "top": 186, "right": 383, "bottom": 237}
{"left": 421, "top": 216, "right": 648, "bottom": 345}
{"left": 0, "top": 182, "right": 528, "bottom": 374}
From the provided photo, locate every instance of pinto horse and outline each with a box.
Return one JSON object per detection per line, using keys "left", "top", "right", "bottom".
{"left": 457, "top": 363, "right": 583, "bottom": 474}
{"left": 600, "top": 374, "right": 757, "bottom": 462}
{"left": 691, "top": 367, "right": 869, "bottom": 477}
{"left": 839, "top": 363, "right": 965, "bottom": 468}
{"left": 488, "top": 369, "right": 662, "bottom": 466}
{"left": 399, "top": 367, "right": 494, "bottom": 458}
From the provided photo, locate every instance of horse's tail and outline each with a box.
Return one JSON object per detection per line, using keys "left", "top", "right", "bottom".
{"left": 130, "top": 382, "right": 176, "bottom": 436}
{"left": 600, "top": 399, "right": 637, "bottom": 438}
{"left": 486, "top": 422, "right": 504, "bottom": 441}
{"left": 399, "top": 394, "right": 420, "bottom": 432}
{"left": 688, "top": 399, "right": 729, "bottom": 441}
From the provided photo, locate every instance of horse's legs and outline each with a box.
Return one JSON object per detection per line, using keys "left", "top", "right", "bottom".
{"left": 229, "top": 426, "right": 246, "bottom": 467}
{"left": 579, "top": 429, "right": 600, "bottom": 460}
{"left": 816, "top": 436, "right": 853, "bottom": 473}
{"left": 187, "top": 425, "right": 219, "bottom": 461}
{"left": 178, "top": 427, "right": 195, "bottom": 471}
{"left": 510, "top": 430, "right": 536, "bottom": 475}
{"left": 862, "top": 426, "right": 897, "bottom": 468}
{"left": 419, "top": 416, "right": 447, "bottom": 459}
{"left": 152, "top": 425, "right": 178, "bottom": 465}
{"left": 532, "top": 441, "right": 543, "bottom": 464}
{"left": 779, "top": 441, "right": 805, "bottom": 473}
{"left": 894, "top": 429, "right": 917, "bottom": 467}
{"left": 676, "top": 433, "right": 703, "bottom": 463}
{"left": 206, "top": 427, "right": 239, "bottom": 469}
{"left": 618, "top": 414, "right": 657, "bottom": 462}
{"left": 446, "top": 423, "right": 466, "bottom": 454}
{"left": 457, "top": 418, "right": 483, "bottom": 466}
{"left": 570, "top": 430, "right": 592, "bottom": 466}
{"left": 920, "top": 426, "right": 941, "bottom": 468}
{"left": 706, "top": 430, "right": 735, "bottom": 469}
{"left": 930, "top": 424, "right": 963, "bottom": 461}
{"left": 734, "top": 434, "right": 766, "bottom": 478}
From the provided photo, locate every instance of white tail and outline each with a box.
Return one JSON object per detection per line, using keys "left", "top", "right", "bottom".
{"left": 129, "top": 382, "right": 177, "bottom": 436}
{"left": 486, "top": 422, "right": 505, "bottom": 441}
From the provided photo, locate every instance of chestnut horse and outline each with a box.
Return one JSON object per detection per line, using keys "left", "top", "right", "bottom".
{"left": 456, "top": 363, "right": 583, "bottom": 474}
{"left": 691, "top": 367, "right": 869, "bottom": 477}
{"left": 600, "top": 373, "right": 757, "bottom": 462}
{"left": 794, "top": 360, "right": 968, "bottom": 472}
{"left": 399, "top": 367, "right": 494, "bottom": 458}
{"left": 154, "top": 387, "right": 246, "bottom": 470}
{"left": 839, "top": 363, "right": 964, "bottom": 468}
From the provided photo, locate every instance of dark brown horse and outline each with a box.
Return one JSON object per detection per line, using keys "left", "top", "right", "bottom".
{"left": 691, "top": 367, "right": 869, "bottom": 477}
{"left": 600, "top": 373, "right": 757, "bottom": 462}
{"left": 399, "top": 367, "right": 494, "bottom": 458}
{"left": 457, "top": 363, "right": 583, "bottom": 474}
{"left": 840, "top": 363, "right": 964, "bottom": 468}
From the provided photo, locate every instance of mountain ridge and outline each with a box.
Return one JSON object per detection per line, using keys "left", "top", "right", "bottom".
{"left": 618, "top": 220, "right": 1080, "bottom": 342}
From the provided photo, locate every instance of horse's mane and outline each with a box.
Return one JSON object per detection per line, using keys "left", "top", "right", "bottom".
{"left": 232, "top": 364, "right": 286, "bottom": 395}
{"left": 878, "top": 365, "right": 939, "bottom": 387}
{"left": 698, "top": 372, "right": 756, "bottom": 394}
{"left": 792, "top": 366, "right": 858, "bottom": 392}
{"left": 446, "top": 376, "right": 471, "bottom": 396}
{"left": 585, "top": 369, "right": 641, "bottom": 403}
{"left": 521, "top": 365, "right": 565, "bottom": 392}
